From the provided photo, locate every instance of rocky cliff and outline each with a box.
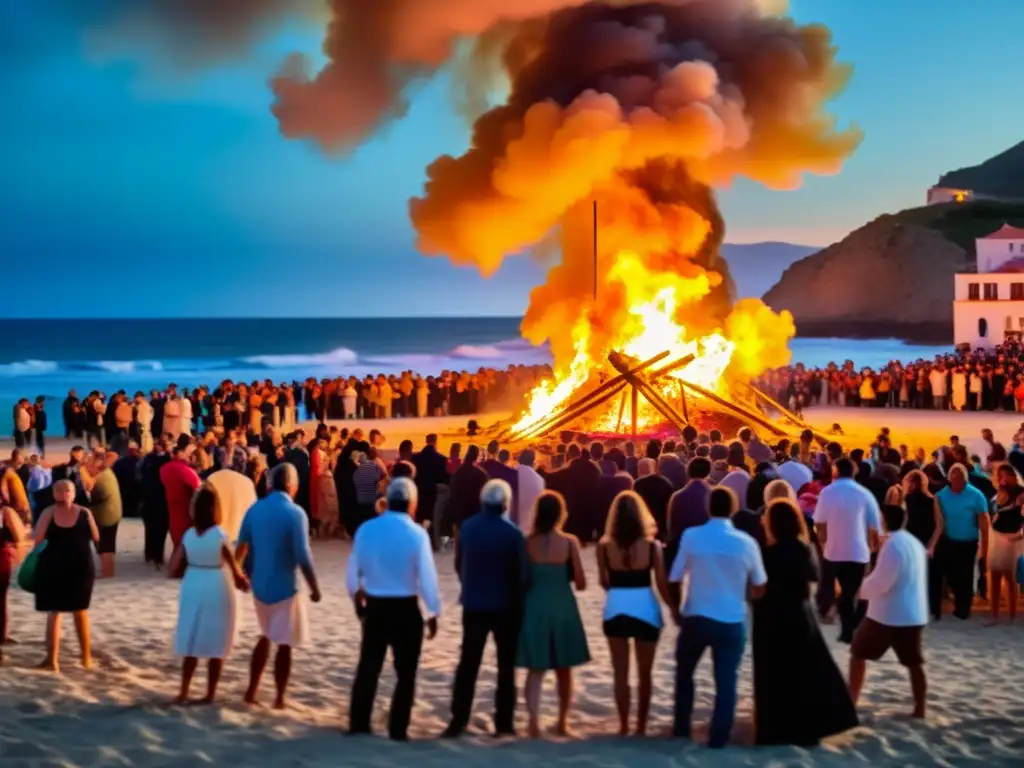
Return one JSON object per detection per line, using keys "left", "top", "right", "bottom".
{"left": 762, "top": 200, "right": 1024, "bottom": 341}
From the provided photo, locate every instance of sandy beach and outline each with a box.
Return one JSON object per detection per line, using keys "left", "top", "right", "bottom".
{"left": 0, "top": 515, "right": 1021, "bottom": 768}
{"left": 9, "top": 405, "right": 1024, "bottom": 466}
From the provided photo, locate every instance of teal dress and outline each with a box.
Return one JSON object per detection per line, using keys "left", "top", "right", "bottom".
{"left": 516, "top": 559, "right": 590, "bottom": 670}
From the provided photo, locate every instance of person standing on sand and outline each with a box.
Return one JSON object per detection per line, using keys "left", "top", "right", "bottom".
{"left": 161, "top": 442, "right": 201, "bottom": 551}
{"left": 598, "top": 492, "right": 671, "bottom": 737}
{"left": 983, "top": 464, "right": 1023, "bottom": 626}
{"left": 88, "top": 451, "right": 122, "bottom": 579}
{"left": 140, "top": 438, "right": 172, "bottom": 568}
{"left": 33, "top": 479, "right": 99, "bottom": 673}
{"left": 170, "top": 485, "right": 250, "bottom": 705}
{"left": 934, "top": 464, "right": 990, "bottom": 620}
{"left": 444, "top": 480, "right": 527, "bottom": 739}
{"left": 517, "top": 491, "right": 590, "bottom": 739}
{"left": 813, "top": 458, "right": 881, "bottom": 643}
{"left": 669, "top": 486, "right": 766, "bottom": 749}
{"left": 236, "top": 463, "right": 321, "bottom": 709}
{"left": 347, "top": 478, "right": 440, "bottom": 741}
{"left": 0, "top": 504, "right": 27, "bottom": 663}
{"left": 849, "top": 504, "right": 929, "bottom": 719}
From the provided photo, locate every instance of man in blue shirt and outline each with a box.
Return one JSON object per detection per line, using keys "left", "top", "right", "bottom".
{"left": 443, "top": 479, "right": 529, "bottom": 738}
{"left": 236, "top": 463, "right": 321, "bottom": 709}
{"left": 935, "top": 463, "right": 990, "bottom": 620}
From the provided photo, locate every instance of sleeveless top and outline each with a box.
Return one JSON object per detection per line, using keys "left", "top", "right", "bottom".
{"left": 602, "top": 541, "right": 663, "bottom": 628}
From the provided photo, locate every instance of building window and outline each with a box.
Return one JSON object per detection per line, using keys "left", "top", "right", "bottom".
{"left": 1013, "top": 283, "right": 1024, "bottom": 300}
{"left": 1012, "top": 243, "right": 1016, "bottom": 253}
{"left": 968, "top": 282, "right": 980, "bottom": 300}
{"left": 984, "top": 283, "right": 999, "bottom": 300}
{"left": 979, "top": 318, "right": 988, "bottom": 337}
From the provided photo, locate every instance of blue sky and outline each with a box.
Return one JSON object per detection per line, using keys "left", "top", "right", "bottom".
{"left": 2, "top": 0, "right": 1023, "bottom": 318}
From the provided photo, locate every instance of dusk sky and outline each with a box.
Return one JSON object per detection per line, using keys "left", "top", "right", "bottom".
{"left": 3, "top": 0, "right": 1023, "bottom": 318}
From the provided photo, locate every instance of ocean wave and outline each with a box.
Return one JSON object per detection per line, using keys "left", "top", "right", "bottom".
{"left": 0, "top": 339, "right": 550, "bottom": 383}
{"left": 240, "top": 347, "right": 360, "bottom": 369}
{"left": 0, "top": 359, "right": 60, "bottom": 376}
{"left": 64, "top": 360, "right": 165, "bottom": 374}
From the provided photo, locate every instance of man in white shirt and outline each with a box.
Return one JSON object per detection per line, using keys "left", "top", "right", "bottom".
{"left": 347, "top": 477, "right": 441, "bottom": 741}
{"left": 849, "top": 503, "right": 929, "bottom": 718}
{"left": 669, "top": 487, "right": 767, "bottom": 748}
{"left": 515, "top": 449, "right": 545, "bottom": 534}
{"left": 777, "top": 457, "right": 812, "bottom": 493}
{"left": 813, "top": 457, "right": 881, "bottom": 643}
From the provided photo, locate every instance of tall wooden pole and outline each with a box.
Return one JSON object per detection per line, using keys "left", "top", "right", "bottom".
{"left": 630, "top": 383, "right": 638, "bottom": 438}
{"left": 592, "top": 199, "right": 598, "bottom": 300}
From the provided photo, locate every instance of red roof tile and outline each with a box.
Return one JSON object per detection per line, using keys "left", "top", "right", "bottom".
{"left": 982, "top": 223, "right": 1024, "bottom": 240}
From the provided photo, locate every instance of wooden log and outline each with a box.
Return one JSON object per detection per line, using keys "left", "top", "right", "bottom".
{"left": 645, "top": 353, "right": 697, "bottom": 382}
{"left": 633, "top": 378, "right": 691, "bottom": 433}
{"left": 630, "top": 384, "right": 638, "bottom": 438}
{"left": 521, "top": 381, "right": 628, "bottom": 441}
{"left": 512, "top": 351, "right": 669, "bottom": 439}
{"left": 615, "top": 389, "right": 627, "bottom": 434}
{"left": 677, "top": 379, "right": 788, "bottom": 437}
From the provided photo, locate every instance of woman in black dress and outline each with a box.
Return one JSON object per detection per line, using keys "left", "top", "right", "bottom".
{"left": 34, "top": 479, "right": 99, "bottom": 673}
{"left": 753, "top": 499, "right": 859, "bottom": 746}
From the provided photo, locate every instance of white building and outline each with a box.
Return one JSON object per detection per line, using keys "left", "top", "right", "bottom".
{"left": 927, "top": 186, "right": 973, "bottom": 205}
{"left": 953, "top": 224, "right": 1024, "bottom": 348}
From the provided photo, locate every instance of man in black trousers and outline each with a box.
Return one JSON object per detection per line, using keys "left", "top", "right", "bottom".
{"left": 347, "top": 478, "right": 441, "bottom": 741}
{"left": 443, "top": 479, "right": 529, "bottom": 738}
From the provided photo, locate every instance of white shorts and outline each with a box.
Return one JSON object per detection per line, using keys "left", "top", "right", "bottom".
{"left": 254, "top": 594, "right": 309, "bottom": 648}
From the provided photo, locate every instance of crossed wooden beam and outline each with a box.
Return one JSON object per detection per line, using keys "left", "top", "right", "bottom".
{"left": 504, "top": 348, "right": 810, "bottom": 442}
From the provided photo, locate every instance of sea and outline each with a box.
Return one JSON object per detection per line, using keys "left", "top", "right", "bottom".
{"left": 0, "top": 318, "right": 949, "bottom": 417}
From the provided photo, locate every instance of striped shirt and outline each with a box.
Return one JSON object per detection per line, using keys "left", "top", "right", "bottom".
{"left": 354, "top": 460, "right": 383, "bottom": 505}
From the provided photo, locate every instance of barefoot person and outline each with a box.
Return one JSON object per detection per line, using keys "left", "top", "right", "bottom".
{"left": 986, "top": 464, "right": 1024, "bottom": 626}
{"left": 347, "top": 477, "right": 441, "bottom": 741}
{"left": 849, "top": 504, "right": 929, "bottom": 719}
{"left": 598, "top": 491, "right": 671, "bottom": 736}
{"left": 235, "top": 463, "right": 321, "bottom": 709}
{"left": 33, "top": 479, "right": 99, "bottom": 673}
{"left": 170, "top": 485, "right": 250, "bottom": 704}
{"left": 0, "top": 504, "right": 27, "bottom": 663}
{"left": 517, "top": 491, "right": 590, "bottom": 739}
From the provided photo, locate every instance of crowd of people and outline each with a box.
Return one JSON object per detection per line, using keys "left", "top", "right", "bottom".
{"left": 8, "top": 365, "right": 551, "bottom": 457}
{"left": 2, "top": 399, "right": 1021, "bottom": 747}
{"left": 757, "top": 341, "right": 1024, "bottom": 414}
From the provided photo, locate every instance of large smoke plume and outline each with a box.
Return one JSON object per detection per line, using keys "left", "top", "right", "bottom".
{"left": 76, "top": 0, "right": 861, "bottom": 376}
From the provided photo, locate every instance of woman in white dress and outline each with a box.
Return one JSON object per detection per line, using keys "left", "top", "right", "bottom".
{"left": 169, "top": 485, "right": 249, "bottom": 704}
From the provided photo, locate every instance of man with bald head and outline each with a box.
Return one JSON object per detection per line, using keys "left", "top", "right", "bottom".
{"left": 443, "top": 479, "right": 528, "bottom": 738}
{"left": 236, "top": 463, "right": 321, "bottom": 710}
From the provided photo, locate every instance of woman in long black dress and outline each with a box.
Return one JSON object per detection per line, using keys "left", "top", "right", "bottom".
{"left": 753, "top": 499, "right": 859, "bottom": 746}
{"left": 34, "top": 479, "right": 99, "bottom": 673}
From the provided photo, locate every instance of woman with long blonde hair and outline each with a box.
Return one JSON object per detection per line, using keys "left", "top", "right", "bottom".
{"left": 597, "top": 490, "right": 671, "bottom": 736}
